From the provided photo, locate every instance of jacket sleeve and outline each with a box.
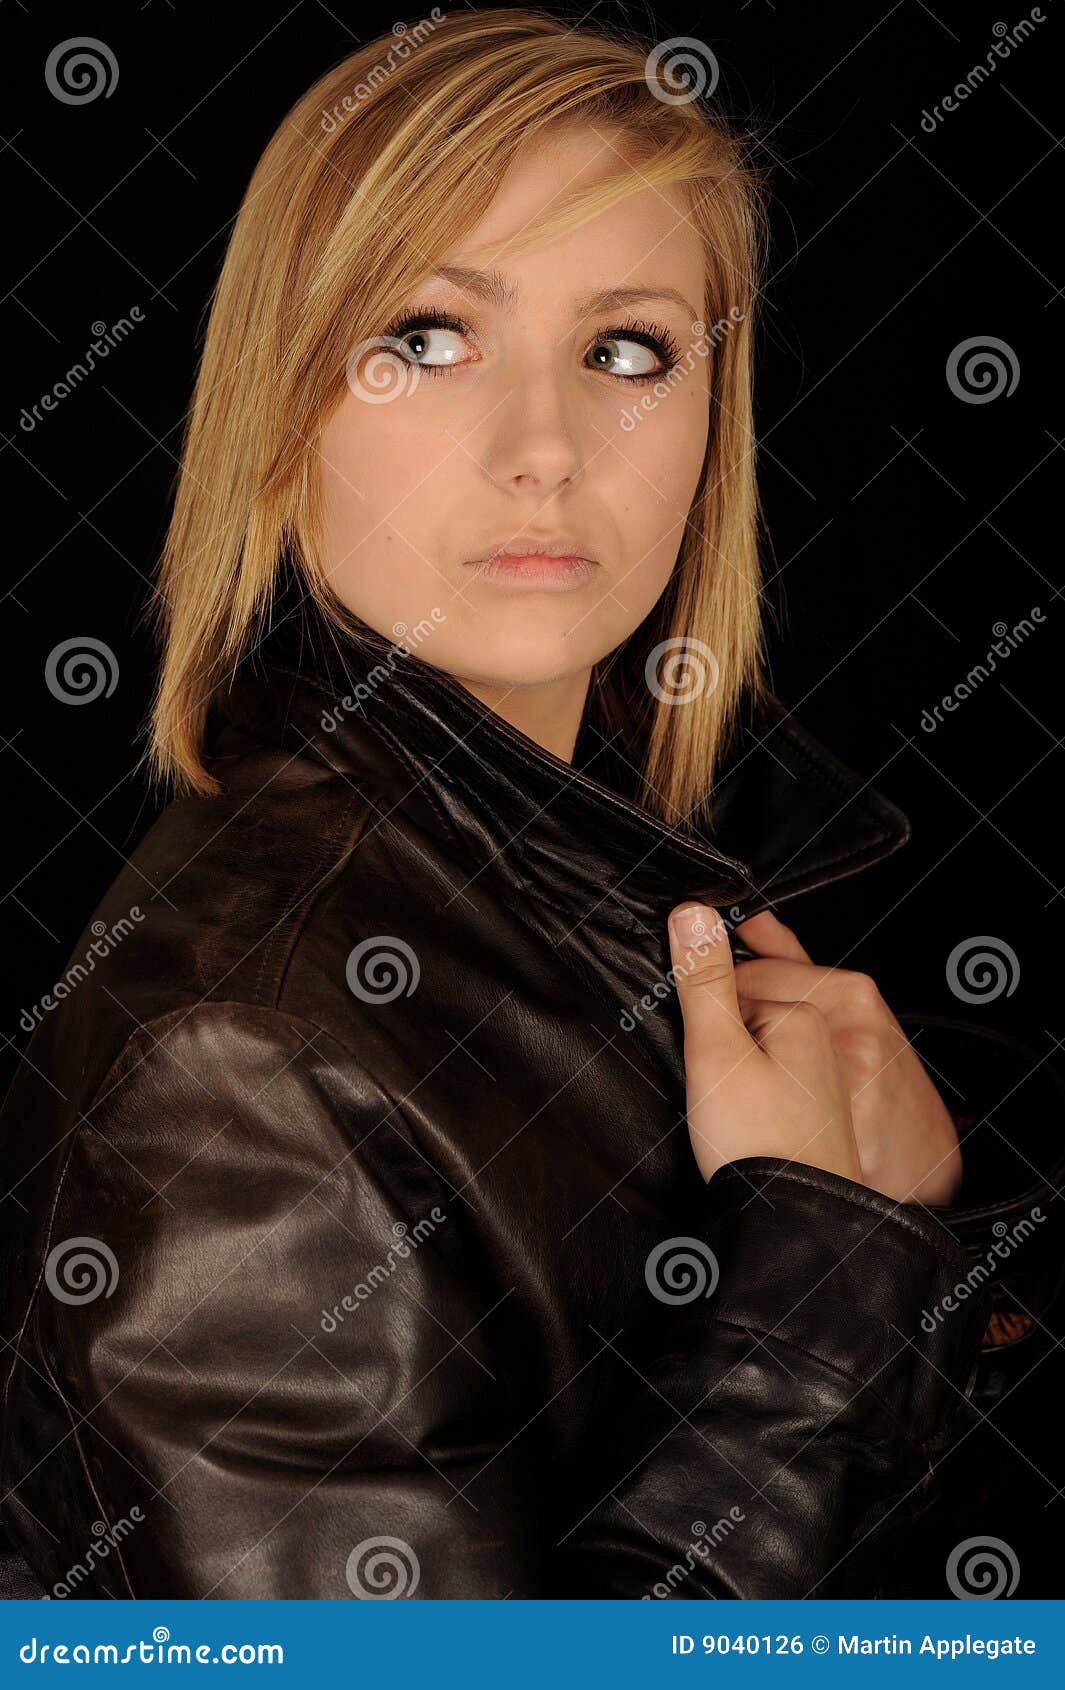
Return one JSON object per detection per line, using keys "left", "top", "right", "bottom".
{"left": 12, "top": 1005, "right": 545, "bottom": 1599}
{"left": 10, "top": 1005, "right": 989, "bottom": 1599}
{"left": 553, "top": 1157, "right": 990, "bottom": 1598}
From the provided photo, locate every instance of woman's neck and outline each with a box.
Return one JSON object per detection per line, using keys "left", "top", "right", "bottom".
{"left": 453, "top": 668, "right": 592, "bottom": 764}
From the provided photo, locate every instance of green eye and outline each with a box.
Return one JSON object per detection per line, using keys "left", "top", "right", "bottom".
{"left": 587, "top": 336, "right": 663, "bottom": 378}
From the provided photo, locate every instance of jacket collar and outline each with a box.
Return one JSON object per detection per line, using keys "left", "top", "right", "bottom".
{"left": 211, "top": 600, "right": 910, "bottom": 934}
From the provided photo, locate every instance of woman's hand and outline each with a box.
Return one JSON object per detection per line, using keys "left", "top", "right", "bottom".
{"left": 727, "top": 907, "right": 963, "bottom": 1206}
{"left": 667, "top": 902, "right": 864, "bottom": 1188}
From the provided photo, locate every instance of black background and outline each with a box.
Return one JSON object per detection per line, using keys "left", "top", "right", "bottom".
{"left": 3, "top": 0, "right": 1063, "bottom": 1588}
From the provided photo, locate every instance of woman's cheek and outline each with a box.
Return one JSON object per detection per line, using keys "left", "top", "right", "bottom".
{"left": 618, "top": 381, "right": 707, "bottom": 495}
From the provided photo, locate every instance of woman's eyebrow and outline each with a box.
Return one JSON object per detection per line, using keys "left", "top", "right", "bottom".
{"left": 431, "top": 265, "right": 698, "bottom": 322}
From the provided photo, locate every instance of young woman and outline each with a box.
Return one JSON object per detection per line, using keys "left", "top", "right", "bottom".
{"left": 0, "top": 8, "right": 1008, "bottom": 1599}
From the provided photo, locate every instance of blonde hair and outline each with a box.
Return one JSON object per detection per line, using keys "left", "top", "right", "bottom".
{"left": 147, "top": 5, "right": 770, "bottom": 825}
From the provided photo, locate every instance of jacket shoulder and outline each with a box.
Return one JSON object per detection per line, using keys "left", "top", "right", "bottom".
{"left": 78, "top": 998, "right": 444, "bottom": 1203}
{"left": 113, "top": 751, "right": 376, "bottom": 1013}
{"left": 21, "top": 741, "right": 410, "bottom": 1106}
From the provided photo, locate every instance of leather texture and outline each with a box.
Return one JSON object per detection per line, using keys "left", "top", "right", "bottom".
{"left": 0, "top": 602, "right": 1054, "bottom": 1599}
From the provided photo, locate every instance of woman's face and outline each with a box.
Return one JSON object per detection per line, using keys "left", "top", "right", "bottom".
{"left": 317, "top": 125, "right": 709, "bottom": 692}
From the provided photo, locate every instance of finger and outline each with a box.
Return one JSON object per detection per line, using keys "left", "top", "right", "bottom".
{"left": 735, "top": 993, "right": 785, "bottom": 1047}
{"left": 734, "top": 956, "right": 839, "bottom": 1006}
{"left": 737, "top": 993, "right": 817, "bottom": 1044}
{"left": 733, "top": 906, "right": 813, "bottom": 964}
{"left": 668, "top": 903, "right": 752, "bottom": 1058}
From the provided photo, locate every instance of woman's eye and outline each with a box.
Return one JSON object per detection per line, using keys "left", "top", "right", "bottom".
{"left": 377, "top": 314, "right": 675, "bottom": 380}
{"left": 394, "top": 326, "right": 469, "bottom": 367}
{"left": 586, "top": 336, "right": 665, "bottom": 379}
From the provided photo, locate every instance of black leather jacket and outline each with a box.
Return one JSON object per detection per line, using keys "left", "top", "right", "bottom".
{"left": 0, "top": 605, "right": 1055, "bottom": 1599}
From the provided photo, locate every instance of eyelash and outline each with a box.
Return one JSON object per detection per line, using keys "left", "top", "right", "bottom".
{"left": 378, "top": 304, "right": 683, "bottom": 383}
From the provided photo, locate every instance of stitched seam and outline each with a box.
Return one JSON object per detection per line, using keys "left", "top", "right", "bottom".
{"left": 1, "top": 1121, "right": 137, "bottom": 1599}
{"left": 258, "top": 788, "right": 369, "bottom": 1012}
{"left": 203, "top": 714, "right": 397, "bottom": 1006}
{"left": 274, "top": 670, "right": 473, "bottom": 869}
{"left": 274, "top": 663, "right": 749, "bottom": 878}
{"left": 770, "top": 720, "right": 909, "bottom": 871}
{"left": 339, "top": 707, "right": 749, "bottom": 931}
{"left": 350, "top": 708, "right": 473, "bottom": 870}
{"left": 294, "top": 679, "right": 659, "bottom": 934}
{"left": 766, "top": 828, "right": 910, "bottom": 900}
{"left": 705, "top": 1162, "right": 980, "bottom": 1275}
{"left": 0, "top": 1123, "right": 84, "bottom": 1512}
{"left": 32, "top": 1342, "right": 137, "bottom": 1598}
{"left": 248, "top": 788, "right": 359, "bottom": 1007}
{"left": 248, "top": 665, "right": 904, "bottom": 915}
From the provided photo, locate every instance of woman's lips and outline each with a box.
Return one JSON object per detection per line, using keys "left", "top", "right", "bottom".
{"left": 465, "top": 553, "right": 599, "bottom": 591}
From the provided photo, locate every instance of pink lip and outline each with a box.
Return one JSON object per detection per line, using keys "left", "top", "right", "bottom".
{"left": 469, "top": 552, "right": 598, "bottom": 591}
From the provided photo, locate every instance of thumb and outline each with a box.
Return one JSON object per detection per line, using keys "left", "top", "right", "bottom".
{"left": 668, "top": 903, "right": 749, "bottom": 1054}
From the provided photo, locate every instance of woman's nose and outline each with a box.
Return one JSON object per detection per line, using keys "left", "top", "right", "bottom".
{"left": 474, "top": 362, "right": 586, "bottom": 494}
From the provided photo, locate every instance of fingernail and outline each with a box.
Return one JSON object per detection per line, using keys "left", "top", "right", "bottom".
{"left": 669, "top": 903, "right": 716, "bottom": 950}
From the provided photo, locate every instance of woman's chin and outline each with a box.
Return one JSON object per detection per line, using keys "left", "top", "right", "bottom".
{"left": 442, "top": 641, "right": 601, "bottom": 694}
